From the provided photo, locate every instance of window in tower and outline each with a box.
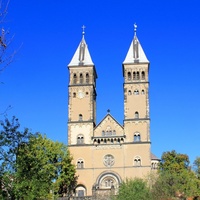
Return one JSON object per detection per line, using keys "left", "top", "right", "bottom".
{"left": 134, "top": 132, "right": 141, "bottom": 142}
{"left": 86, "top": 73, "right": 89, "bottom": 83}
{"left": 79, "top": 114, "right": 83, "bottom": 121}
{"left": 80, "top": 73, "right": 83, "bottom": 84}
{"left": 134, "top": 90, "right": 139, "bottom": 95}
{"left": 77, "top": 159, "right": 84, "bottom": 169}
{"left": 128, "top": 90, "right": 132, "bottom": 95}
{"left": 127, "top": 72, "right": 131, "bottom": 81}
{"left": 133, "top": 72, "right": 136, "bottom": 80}
{"left": 134, "top": 156, "right": 141, "bottom": 166}
{"left": 141, "top": 71, "right": 145, "bottom": 80}
{"left": 141, "top": 90, "right": 145, "bottom": 95}
{"left": 135, "top": 111, "right": 139, "bottom": 119}
{"left": 73, "top": 92, "right": 76, "bottom": 98}
{"left": 77, "top": 134, "right": 84, "bottom": 144}
{"left": 73, "top": 73, "right": 77, "bottom": 84}
{"left": 136, "top": 72, "right": 140, "bottom": 80}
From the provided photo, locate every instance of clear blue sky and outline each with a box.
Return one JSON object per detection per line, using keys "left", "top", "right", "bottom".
{"left": 0, "top": 0, "right": 200, "bottom": 164}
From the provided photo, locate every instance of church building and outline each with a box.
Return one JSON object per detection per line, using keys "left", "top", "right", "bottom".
{"left": 67, "top": 25, "right": 159, "bottom": 198}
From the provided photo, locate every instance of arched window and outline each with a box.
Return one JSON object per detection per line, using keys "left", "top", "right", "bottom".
{"left": 80, "top": 73, "right": 83, "bottom": 84}
{"left": 77, "top": 134, "right": 84, "bottom": 144}
{"left": 133, "top": 72, "right": 136, "bottom": 80}
{"left": 136, "top": 72, "right": 140, "bottom": 80}
{"left": 76, "top": 185, "right": 86, "bottom": 197}
{"left": 134, "top": 156, "right": 141, "bottom": 166}
{"left": 134, "top": 133, "right": 141, "bottom": 142}
{"left": 73, "top": 92, "right": 76, "bottom": 98}
{"left": 73, "top": 73, "right": 77, "bottom": 84}
{"left": 127, "top": 72, "right": 131, "bottom": 80}
{"left": 113, "top": 130, "right": 116, "bottom": 135}
{"left": 141, "top": 90, "right": 145, "bottom": 95}
{"left": 79, "top": 114, "right": 83, "bottom": 121}
{"left": 151, "top": 162, "right": 158, "bottom": 169}
{"left": 141, "top": 71, "right": 145, "bottom": 80}
{"left": 86, "top": 73, "right": 89, "bottom": 83}
{"left": 134, "top": 90, "right": 139, "bottom": 95}
{"left": 102, "top": 131, "right": 105, "bottom": 136}
{"left": 77, "top": 159, "right": 84, "bottom": 169}
{"left": 135, "top": 111, "right": 139, "bottom": 119}
{"left": 128, "top": 90, "right": 132, "bottom": 95}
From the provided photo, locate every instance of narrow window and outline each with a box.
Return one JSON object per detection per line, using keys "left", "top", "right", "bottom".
{"left": 141, "top": 90, "right": 145, "bottom": 95}
{"left": 136, "top": 72, "right": 140, "bottom": 80}
{"left": 73, "top": 92, "right": 76, "bottom": 98}
{"left": 102, "top": 131, "right": 105, "bottom": 136}
{"left": 134, "top": 157, "right": 141, "bottom": 166}
{"left": 80, "top": 73, "right": 83, "bottom": 84}
{"left": 138, "top": 159, "right": 141, "bottom": 166}
{"left": 79, "top": 114, "right": 83, "bottom": 121}
{"left": 141, "top": 71, "right": 145, "bottom": 80}
{"left": 134, "top": 90, "right": 139, "bottom": 95}
{"left": 86, "top": 73, "right": 89, "bottom": 83}
{"left": 77, "top": 160, "right": 84, "bottom": 169}
{"left": 73, "top": 73, "right": 77, "bottom": 84}
{"left": 133, "top": 72, "right": 136, "bottom": 80}
{"left": 135, "top": 111, "right": 139, "bottom": 119}
{"left": 127, "top": 72, "right": 131, "bottom": 80}
{"left": 77, "top": 134, "right": 84, "bottom": 144}
{"left": 134, "top": 133, "right": 141, "bottom": 142}
{"left": 128, "top": 90, "right": 132, "bottom": 95}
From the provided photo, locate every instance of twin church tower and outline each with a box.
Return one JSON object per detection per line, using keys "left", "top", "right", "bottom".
{"left": 67, "top": 25, "right": 159, "bottom": 197}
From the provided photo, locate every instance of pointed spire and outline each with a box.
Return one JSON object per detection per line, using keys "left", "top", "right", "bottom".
{"left": 123, "top": 24, "right": 149, "bottom": 64}
{"left": 68, "top": 26, "right": 94, "bottom": 66}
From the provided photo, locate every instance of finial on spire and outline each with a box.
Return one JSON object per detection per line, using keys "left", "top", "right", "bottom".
{"left": 82, "top": 25, "right": 86, "bottom": 36}
{"left": 134, "top": 23, "right": 137, "bottom": 35}
{"left": 107, "top": 109, "right": 110, "bottom": 113}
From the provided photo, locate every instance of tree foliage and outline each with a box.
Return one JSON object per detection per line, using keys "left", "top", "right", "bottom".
{"left": 0, "top": 116, "right": 33, "bottom": 199}
{"left": 15, "top": 134, "right": 77, "bottom": 199}
{"left": 159, "top": 150, "right": 190, "bottom": 173}
{"left": 153, "top": 150, "right": 200, "bottom": 199}
{"left": 115, "top": 178, "right": 152, "bottom": 200}
{"left": 0, "top": 116, "right": 77, "bottom": 199}
{"left": 194, "top": 157, "right": 200, "bottom": 179}
{"left": 0, "top": 116, "right": 33, "bottom": 173}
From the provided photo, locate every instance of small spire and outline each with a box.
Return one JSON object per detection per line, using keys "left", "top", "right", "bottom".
{"left": 134, "top": 23, "right": 137, "bottom": 36}
{"left": 82, "top": 25, "right": 86, "bottom": 37}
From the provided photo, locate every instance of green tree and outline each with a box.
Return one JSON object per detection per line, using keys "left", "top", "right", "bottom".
{"left": 115, "top": 178, "right": 152, "bottom": 200}
{"left": 14, "top": 134, "right": 77, "bottom": 199}
{"left": 159, "top": 150, "right": 190, "bottom": 173}
{"left": 152, "top": 150, "right": 200, "bottom": 199}
{"left": 0, "top": 116, "right": 33, "bottom": 199}
{"left": 194, "top": 157, "right": 200, "bottom": 179}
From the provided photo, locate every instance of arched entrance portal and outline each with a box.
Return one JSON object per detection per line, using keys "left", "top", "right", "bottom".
{"left": 94, "top": 171, "right": 122, "bottom": 196}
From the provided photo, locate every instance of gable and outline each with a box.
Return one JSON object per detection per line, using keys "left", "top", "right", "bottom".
{"left": 94, "top": 114, "right": 124, "bottom": 137}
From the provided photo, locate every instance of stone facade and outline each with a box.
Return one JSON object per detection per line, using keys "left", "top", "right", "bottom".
{"left": 67, "top": 27, "right": 159, "bottom": 197}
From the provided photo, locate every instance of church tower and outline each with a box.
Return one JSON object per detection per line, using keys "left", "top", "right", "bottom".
{"left": 68, "top": 27, "right": 97, "bottom": 145}
{"left": 123, "top": 24, "right": 151, "bottom": 166}
{"left": 67, "top": 25, "right": 159, "bottom": 198}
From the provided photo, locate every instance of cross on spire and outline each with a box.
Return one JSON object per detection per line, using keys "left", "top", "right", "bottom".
{"left": 82, "top": 25, "right": 86, "bottom": 36}
{"left": 134, "top": 23, "right": 137, "bottom": 35}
